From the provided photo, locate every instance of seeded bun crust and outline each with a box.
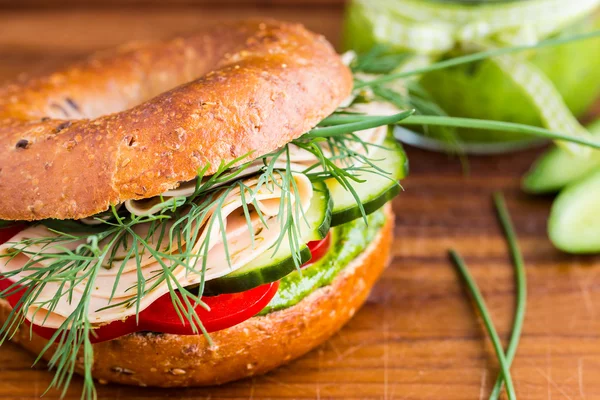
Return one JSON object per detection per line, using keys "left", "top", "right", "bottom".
{"left": 0, "top": 20, "right": 352, "bottom": 221}
{"left": 0, "top": 205, "right": 393, "bottom": 388}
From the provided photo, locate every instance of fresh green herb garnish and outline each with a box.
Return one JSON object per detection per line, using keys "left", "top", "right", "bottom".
{"left": 449, "top": 249, "right": 517, "bottom": 400}
{"left": 399, "top": 116, "right": 600, "bottom": 149}
{"left": 355, "top": 30, "right": 600, "bottom": 89}
{"left": 292, "top": 133, "right": 398, "bottom": 224}
{"left": 351, "top": 45, "right": 461, "bottom": 154}
{"left": 351, "top": 45, "right": 412, "bottom": 74}
{"left": 0, "top": 111, "right": 404, "bottom": 399}
{"left": 490, "top": 193, "right": 527, "bottom": 400}
{"left": 349, "top": 31, "right": 600, "bottom": 155}
{"left": 448, "top": 192, "right": 527, "bottom": 400}
{"left": 305, "top": 110, "right": 413, "bottom": 138}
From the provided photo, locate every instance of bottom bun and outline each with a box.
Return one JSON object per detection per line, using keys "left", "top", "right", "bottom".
{"left": 0, "top": 204, "right": 394, "bottom": 388}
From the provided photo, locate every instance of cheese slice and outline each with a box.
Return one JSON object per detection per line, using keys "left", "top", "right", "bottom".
{"left": 0, "top": 173, "right": 313, "bottom": 329}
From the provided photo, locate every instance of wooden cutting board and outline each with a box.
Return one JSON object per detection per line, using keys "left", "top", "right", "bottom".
{"left": 2, "top": 6, "right": 600, "bottom": 400}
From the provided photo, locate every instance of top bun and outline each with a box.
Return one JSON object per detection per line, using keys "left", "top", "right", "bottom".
{"left": 0, "top": 20, "right": 352, "bottom": 221}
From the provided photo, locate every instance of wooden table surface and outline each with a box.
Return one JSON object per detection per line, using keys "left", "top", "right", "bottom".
{"left": 2, "top": 5, "right": 600, "bottom": 400}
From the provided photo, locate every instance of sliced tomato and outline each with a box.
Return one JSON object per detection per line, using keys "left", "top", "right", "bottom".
{"left": 1, "top": 278, "right": 278, "bottom": 343}
{"left": 139, "top": 283, "right": 278, "bottom": 335}
{"left": 306, "top": 232, "right": 331, "bottom": 267}
{"left": 0, "top": 225, "right": 331, "bottom": 343}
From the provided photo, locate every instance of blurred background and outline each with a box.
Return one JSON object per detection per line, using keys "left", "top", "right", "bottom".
{"left": 0, "top": 0, "right": 347, "bottom": 83}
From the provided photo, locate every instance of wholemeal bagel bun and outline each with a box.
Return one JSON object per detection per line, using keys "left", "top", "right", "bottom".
{"left": 0, "top": 19, "right": 353, "bottom": 221}
{"left": 0, "top": 205, "right": 393, "bottom": 388}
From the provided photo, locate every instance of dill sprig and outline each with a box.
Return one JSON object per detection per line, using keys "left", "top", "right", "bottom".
{"left": 1, "top": 227, "right": 125, "bottom": 398}
{"left": 0, "top": 111, "right": 407, "bottom": 399}
{"left": 0, "top": 156, "right": 277, "bottom": 399}
{"left": 350, "top": 46, "right": 459, "bottom": 152}
{"left": 292, "top": 131, "right": 398, "bottom": 223}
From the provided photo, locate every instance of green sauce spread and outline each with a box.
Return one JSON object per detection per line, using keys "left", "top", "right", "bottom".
{"left": 260, "top": 208, "right": 386, "bottom": 314}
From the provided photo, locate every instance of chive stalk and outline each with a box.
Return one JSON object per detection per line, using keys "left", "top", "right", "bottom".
{"left": 489, "top": 193, "right": 527, "bottom": 400}
{"left": 399, "top": 116, "right": 600, "bottom": 149}
{"left": 355, "top": 30, "right": 600, "bottom": 89}
{"left": 305, "top": 110, "right": 415, "bottom": 138}
{"left": 449, "top": 249, "right": 518, "bottom": 400}
{"left": 449, "top": 192, "right": 527, "bottom": 400}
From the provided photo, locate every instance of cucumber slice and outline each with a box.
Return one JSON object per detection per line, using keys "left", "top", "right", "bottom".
{"left": 548, "top": 169, "right": 600, "bottom": 253}
{"left": 327, "top": 137, "right": 407, "bottom": 226}
{"left": 522, "top": 119, "right": 600, "bottom": 194}
{"left": 204, "top": 238, "right": 312, "bottom": 294}
{"left": 301, "top": 181, "right": 332, "bottom": 242}
{"left": 204, "top": 182, "right": 332, "bottom": 293}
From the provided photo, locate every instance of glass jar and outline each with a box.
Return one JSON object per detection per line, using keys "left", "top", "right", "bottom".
{"left": 343, "top": 0, "right": 600, "bottom": 153}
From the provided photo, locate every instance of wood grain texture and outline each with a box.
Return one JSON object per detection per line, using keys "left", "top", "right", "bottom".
{"left": 2, "top": 6, "right": 600, "bottom": 400}
{"left": 0, "top": 0, "right": 345, "bottom": 8}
